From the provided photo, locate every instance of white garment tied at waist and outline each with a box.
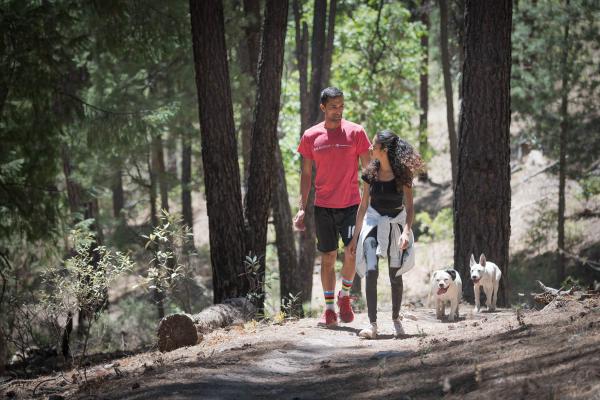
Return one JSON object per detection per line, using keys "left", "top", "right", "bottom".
{"left": 355, "top": 206, "right": 415, "bottom": 278}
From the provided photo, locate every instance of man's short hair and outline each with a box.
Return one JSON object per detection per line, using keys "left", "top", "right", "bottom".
{"left": 320, "top": 87, "right": 343, "bottom": 105}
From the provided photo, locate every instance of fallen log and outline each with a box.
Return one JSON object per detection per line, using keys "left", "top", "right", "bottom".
{"left": 157, "top": 298, "right": 256, "bottom": 352}
{"left": 535, "top": 280, "right": 572, "bottom": 296}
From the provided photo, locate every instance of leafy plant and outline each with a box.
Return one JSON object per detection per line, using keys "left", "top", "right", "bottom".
{"left": 42, "top": 222, "right": 134, "bottom": 364}
{"left": 138, "top": 210, "right": 197, "bottom": 314}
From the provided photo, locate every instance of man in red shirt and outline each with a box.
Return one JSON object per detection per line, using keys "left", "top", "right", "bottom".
{"left": 294, "top": 87, "right": 371, "bottom": 327}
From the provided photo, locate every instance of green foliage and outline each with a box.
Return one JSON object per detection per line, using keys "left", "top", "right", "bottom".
{"left": 280, "top": 292, "right": 303, "bottom": 319}
{"left": 333, "top": 2, "right": 424, "bottom": 140}
{"left": 41, "top": 222, "right": 133, "bottom": 361}
{"left": 138, "top": 210, "right": 197, "bottom": 313}
{"left": 512, "top": 0, "right": 600, "bottom": 178}
{"left": 43, "top": 223, "right": 134, "bottom": 319}
{"left": 241, "top": 253, "right": 266, "bottom": 307}
{"left": 415, "top": 208, "right": 453, "bottom": 242}
{"left": 578, "top": 174, "right": 600, "bottom": 203}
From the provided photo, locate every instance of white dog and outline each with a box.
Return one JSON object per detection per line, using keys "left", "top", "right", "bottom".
{"left": 470, "top": 253, "right": 502, "bottom": 312}
{"left": 431, "top": 269, "right": 462, "bottom": 322}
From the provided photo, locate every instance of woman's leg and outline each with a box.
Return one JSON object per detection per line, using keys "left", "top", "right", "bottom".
{"left": 388, "top": 266, "right": 403, "bottom": 320}
{"left": 364, "top": 229, "right": 379, "bottom": 323}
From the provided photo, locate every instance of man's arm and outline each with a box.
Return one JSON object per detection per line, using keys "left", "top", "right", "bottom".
{"left": 359, "top": 152, "right": 371, "bottom": 172}
{"left": 293, "top": 157, "right": 313, "bottom": 231}
{"left": 299, "top": 157, "right": 312, "bottom": 210}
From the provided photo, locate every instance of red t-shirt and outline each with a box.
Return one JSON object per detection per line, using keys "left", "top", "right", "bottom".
{"left": 297, "top": 119, "right": 371, "bottom": 208}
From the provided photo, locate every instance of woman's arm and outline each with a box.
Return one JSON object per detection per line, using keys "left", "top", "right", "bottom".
{"left": 399, "top": 185, "right": 414, "bottom": 249}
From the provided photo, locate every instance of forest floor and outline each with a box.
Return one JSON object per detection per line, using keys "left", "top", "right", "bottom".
{"left": 2, "top": 296, "right": 599, "bottom": 399}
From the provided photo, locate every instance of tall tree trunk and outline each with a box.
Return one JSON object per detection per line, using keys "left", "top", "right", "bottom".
{"left": 308, "top": 0, "right": 327, "bottom": 125}
{"left": 454, "top": 0, "right": 512, "bottom": 306}
{"left": 557, "top": 0, "right": 569, "bottom": 285}
{"left": 152, "top": 135, "right": 170, "bottom": 213}
{"left": 190, "top": 0, "right": 249, "bottom": 303}
{"left": 451, "top": 0, "right": 465, "bottom": 101}
{"left": 111, "top": 167, "right": 124, "bottom": 218}
{"left": 181, "top": 128, "right": 194, "bottom": 234}
{"left": 272, "top": 143, "right": 301, "bottom": 315}
{"left": 166, "top": 131, "right": 178, "bottom": 182}
{"left": 239, "top": 0, "right": 261, "bottom": 185}
{"left": 293, "top": 0, "right": 310, "bottom": 131}
{"left": 244, "top": 0, "right": 289, "bottom": 310}
{"left": 147, "top": 150, "right": 164, "bottom": 319}
{"left": 293, "top": 0, "right": 314, "bottom": 308}
{"left": 321, "top": 0, "right": 337, "bottom": 89}
{"left": 418, "top": 0, "right": 430, "bottom": 181}
{"left": 439, "top": 0, "right": 458, "bottom": 187}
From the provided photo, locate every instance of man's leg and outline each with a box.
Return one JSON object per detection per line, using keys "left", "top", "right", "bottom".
{"left": 314, "top": 206, "right": 339, "bottom": 327}
{"left": 321, "top": 250, "right": 337, "bottom": 310}
{"left": 340, "top": 246, "right": 356, "bottom": 295}
{"left": 336, "top": 205, "right": 358, "bottom": 323}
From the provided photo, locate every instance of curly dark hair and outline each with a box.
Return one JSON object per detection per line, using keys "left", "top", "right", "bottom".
{"left": 364, "top": 130, "right": 425, "bottom": 190}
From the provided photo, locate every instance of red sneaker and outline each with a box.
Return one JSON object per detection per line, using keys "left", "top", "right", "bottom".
{"left": 337, "top": 292, "right": 355, "bottom": 323}
{"left": 318, "top": 309, "right": 338, "bottom": 327}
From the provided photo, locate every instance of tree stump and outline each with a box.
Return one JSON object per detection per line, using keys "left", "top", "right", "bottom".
{"left": 157, "top": 298, "right": 256, "bottom": 352}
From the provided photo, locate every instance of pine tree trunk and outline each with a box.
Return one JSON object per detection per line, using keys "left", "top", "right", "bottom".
{"left": 439, "top": 0, "right": 458, "bottom": 187}
{"left": 454, "top": 0, "right": 512, "bottom": 306}
{"left": 111, "top": 168, "right": 124, "bottom": 218}
{"left": 272, "top": 143, "right": 301, "bottom": 315}
{"left": 308, "top": 0, "right": 327, "bottom": 125}
{"left": 181, "top": 128, "right": 194, "bottom": 234}
{"left": 166, "top": 131, "right": 178, "bottom": 183}
{"left": 189, "top": 0, "right": 249, "bottom": 303}
{"left": 452, "top": 0, "right": 465, "bottom": 101}
{"left": 244, "top": 0, "right": 289, "bottom": 310}
{"left": 557, "top": 0, "right": 569, "bottom": 285}
{"left": 152, "top": 135, "right": 170, "bottom": 213}
{"left": 321, "top": 0, "right": 337, "bottom": 89}
{"left": 294, "top": 0, "right": 313, "bottom": 308}
{"left": 148, "top": 150, "right": 159, "bottom": 229}
{"left": 418, "top": 0, "right": 430, "bottom": 181}
{"left": 239, "top": 0, "right": 261, "bottom": 185}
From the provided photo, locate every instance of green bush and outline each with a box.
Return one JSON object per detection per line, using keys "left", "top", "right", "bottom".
{"left": 415, "top": 208, "right": 453, "bottom": 242}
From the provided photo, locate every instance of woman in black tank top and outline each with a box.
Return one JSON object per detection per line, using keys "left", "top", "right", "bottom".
{"left": 349, "top": 130, "right": 424, "bottom": 339}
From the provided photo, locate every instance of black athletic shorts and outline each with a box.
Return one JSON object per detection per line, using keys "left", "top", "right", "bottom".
{"left": 314, "top": 204, "right": 358, "bottom": 253}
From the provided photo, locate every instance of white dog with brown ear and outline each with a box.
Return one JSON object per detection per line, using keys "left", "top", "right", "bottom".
{"left": 431, "top": 269, "right": 462, "bottom": 322}
{"left": 470, "top": 253, "right": 502, "bottom": 312}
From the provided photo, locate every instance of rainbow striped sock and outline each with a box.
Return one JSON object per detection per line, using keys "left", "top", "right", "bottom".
{"left": 324, "top": 291, "right": 335, "bottom": 311}
{"left": 341, "top": 278, "right": 353, "bottom": 297}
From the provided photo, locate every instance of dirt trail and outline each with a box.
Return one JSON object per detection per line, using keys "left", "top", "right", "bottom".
{"left": 4, "top": 298, "right": 598, "bottom": 400}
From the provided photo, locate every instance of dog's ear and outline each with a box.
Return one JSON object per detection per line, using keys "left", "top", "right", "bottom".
{"left": 446, "top": 269, "right": 457, "bottom": 281}
{"left": 479, "top": 253, "right": 486, "bottom": 266}
{"left": 470, "top": 254, "right": 476, "bottom": 267}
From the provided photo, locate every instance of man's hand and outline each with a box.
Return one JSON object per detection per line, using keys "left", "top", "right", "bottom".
{"left": 293, "top": 209, "right": 306, "bottom": 231}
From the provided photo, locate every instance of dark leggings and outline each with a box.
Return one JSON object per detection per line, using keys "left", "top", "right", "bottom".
{"left": 365, "top": 226, "right": 404, "bottom": 323}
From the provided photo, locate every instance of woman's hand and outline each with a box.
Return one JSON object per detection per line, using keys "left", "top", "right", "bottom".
{"left": 348, "top": 236, "right": 357, "bottom": 256}
{"left": 398, "top": 230, "right": 410, "bottom": 250}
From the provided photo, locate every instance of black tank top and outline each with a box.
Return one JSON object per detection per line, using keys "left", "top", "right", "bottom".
{"left": 362, "top": 175, "right": 404, "bottom": 217}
